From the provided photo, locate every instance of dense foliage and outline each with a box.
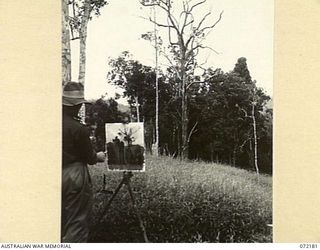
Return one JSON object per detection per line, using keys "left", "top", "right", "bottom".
{"left": 104, "top": 54, "right": 273, "bottom": 174}
{"left": 85, "top": 98, "right": 129, "bottom": 151}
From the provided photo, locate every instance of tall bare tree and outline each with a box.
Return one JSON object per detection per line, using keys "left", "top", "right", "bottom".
{"left": 62, "top": 0, "right": 71, "bottom": 86}
{"left": 141, "top": 3, "right": 161, "bottom": 156}
{"left": 141, "top": 0, "right": 223, "bottom": 159}
{"left": 77, "top": 0, "right": 91, "bottom": 85}
{"left": 63, "top": 0, "right": 108, "bottom": 121}
{"left": 237, "top": 86, "right": 260, "bottom": 175}
{"left": 68, "top": 0, "right": 108, "bottom": 84}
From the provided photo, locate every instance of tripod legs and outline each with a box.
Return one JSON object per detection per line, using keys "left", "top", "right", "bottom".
{"left": 98, "top": 177, "right": 125, "bottom": 223}
{"left": 126, "top": 180, "right": 149, "bottom": 243}
{"left": 98, "top": 172, "right": 149, "bottom": 243}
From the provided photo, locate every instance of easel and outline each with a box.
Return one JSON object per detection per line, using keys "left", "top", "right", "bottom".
{"left": 97, "top": 171, "right": 149, "bottom": 243}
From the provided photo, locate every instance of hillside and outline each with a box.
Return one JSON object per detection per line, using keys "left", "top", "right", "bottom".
{"left": 88, "top": 155, "right": 272, "bottom": 243}
{"left": 117, "top": 103, "right": 130, "bottom": 114}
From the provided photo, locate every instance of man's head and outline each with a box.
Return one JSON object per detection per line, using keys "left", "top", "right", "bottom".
{"left": 63, "top": 81, "right": 88, "bottom": 117}
{"left": 63, "top": 81, "right": 88, "bottom": 106}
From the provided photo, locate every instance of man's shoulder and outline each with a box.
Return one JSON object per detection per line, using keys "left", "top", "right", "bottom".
{"left": 64, "top": 115, "right": 87, "bottom": 130}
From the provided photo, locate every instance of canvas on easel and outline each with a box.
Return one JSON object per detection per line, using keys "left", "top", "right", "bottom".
{"left": 105, "top": 122, "right": 145, "bottom": 172}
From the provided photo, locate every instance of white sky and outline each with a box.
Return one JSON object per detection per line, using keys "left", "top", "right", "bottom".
{"left": 71, "top": 0, "right": 274, "bottom": 103}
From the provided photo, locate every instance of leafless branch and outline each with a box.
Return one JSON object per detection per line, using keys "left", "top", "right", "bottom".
{"left": 187, "top": 120, "right": 199, "bottom": 144}
{"left": 238, "top": 106, "right": 253, "bottom": 119}
{"left": 198, "top": 10, "right": 223, "bottom": 34}
{"left": 168, "top": 26, "right": 179, "bottom": 45}
{"left": 159, "top": 50, "right": 178, "bottom": 70}
{"left": 186, "top": 44, "right": 219, "bottom": 59}
{"left": 195, "top": 11, "right": 211, "bottom": 31}
{"left": 157, "top": 0, "right": 169, "bottom": 12}
{"left": 70, "top": 36, "right": 81, "bottom": 40}
{"left": 185, "top": 18, "right": 195, "bottom": 27}
{"left": 186, "top": 34, "right": 196, "bottom": 50}
{"left": 186, "top": 81, "right": 197, "bottom": 90}
{"left": 156, "top": 0, "right": 180, "bottom": 34}
{"left": 189, "top": 0, "right": 206, "bottom": 13}
{"left": 239, "top": 137, "right": 253, "bottom": 151}
{"left": 160, "top": 52, "right": 181, "bottom": 79}
{"left": 145, "top": 16, "right": 175, "bottom": 28}
{"left": 201, "top": 45, "right": 219, "bottom": 54}
{"left": 185, "top": 10, "right": 214, "bottom": 48}
{"left": 181, "top": 12, "right": 195, "bottom": 35}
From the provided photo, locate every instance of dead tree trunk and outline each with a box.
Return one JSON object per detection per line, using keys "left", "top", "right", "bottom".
{"left": 78, "top": 0, "right": 90, "bottom": 85}
{"left": 252, "top": 101, "right": 259, "bottom": 175}
{"left": 153, "top": 6, "right": 159, "bottom": 157}
{"left": 181, "top": 74, "right": 188, "bottom": 159}
{"left": 77, "top": 0, "right": 91, "bottom": 123}
{"left": 62, "top": 0, "right": 71, "bottom": 86}
{"left": 140, "top": 0, "right": 223, "bottom": 161}
{"left": 135, "top": 96, "right": 140, "bottom": 122}
{"left": 238, "top": 100, "right": 259, "bottom": 175}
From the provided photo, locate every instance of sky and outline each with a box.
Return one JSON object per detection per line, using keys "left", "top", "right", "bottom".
{"left": 70, "top": 0, "right": 274, "bottom": 104}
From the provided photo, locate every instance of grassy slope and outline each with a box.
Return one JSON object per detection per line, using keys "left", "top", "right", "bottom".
{"left": 88, "top": 155, "right": 272, "bottom": 243}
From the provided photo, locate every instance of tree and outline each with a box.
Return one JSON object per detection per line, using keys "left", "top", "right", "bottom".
{"left": 108, "top": 52, "right": 158, "bottom": 123}
{"left": 237, "top": 84, "right": 271, "bottom": 175}
{"left": 187, "top": 57, "right": 271, "bottom": 173}
{"left": 62, "top": 0, "right": 108, "bottom": 122}
{"left": 62, "top": 0, "right": 72, "bottom": 86}
{"left": 118, "top": 126, "right": 140, "bottom": 146}
{"left": 141, "top": 0, "right": 223, "bottom": 159}
{"left": 68, "top": 0, "right": 108, "bottom": 83}
{"left": 233, "top": 57, "right": 252, "bottom": 85}
{"left": 141, "top": 3, "right": 163, "bottom": 156}
{"left": 232, "top": 57, "right": 270, "bottom": 174}
{"left": 108, "top": 52, "right": 176, "bottom": 154}
{"left": 85, "top": 97, "right": 128, "bottom": 151}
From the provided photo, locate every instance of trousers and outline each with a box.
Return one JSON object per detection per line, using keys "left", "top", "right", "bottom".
{"left": 61, "top": 162, "right": 92, "bottom": 243}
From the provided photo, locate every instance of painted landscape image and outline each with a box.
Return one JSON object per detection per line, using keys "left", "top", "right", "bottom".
{"left": 105, "top": 123, "right": 145, "bottom": 171}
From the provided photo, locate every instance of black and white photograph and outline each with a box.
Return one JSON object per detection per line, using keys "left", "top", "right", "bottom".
{"left": 61, "top": 0, "right": 273, "bottom": 243}
{"left": 105, "top": 122, "right": 145, "bottom": 171}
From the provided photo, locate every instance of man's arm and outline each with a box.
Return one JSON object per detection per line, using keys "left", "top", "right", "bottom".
{"left": 77, "top": 126, "right": 98, "bottom": 165}
{"left": 77, "top": 126, "right": 106, "bottom": 164}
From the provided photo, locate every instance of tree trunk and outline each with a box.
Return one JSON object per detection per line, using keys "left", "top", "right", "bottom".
{"left": 78, "top": 0, "right": 91, "bottom": 123}
{"left": 78, "top": 0, "right": 90, "bottom": 85}
{"left": 153, "top": 6, "right": 159, "bottom": 157}
{"left": 181, "top": 65, "right": 188, "bottom": 159}
{"left": 62, "top": 0, "right": 71, "bottom": 86}
{"left": 177, "top": 125, "right": 181, "bottom": 158}
{"left": 210, "top": 143, "right": 214, "bottom": 162}
{"left": 233, "top": 147, "right": 237, "bottom": 167}
{"left": 248, "top": 139, "right": 254, "bottom": 169}
{"left": 252, "top": 102, "right": 259, "bottom": 175}
{"left": 135, "top": 96, "right": 140, "bottom": 122}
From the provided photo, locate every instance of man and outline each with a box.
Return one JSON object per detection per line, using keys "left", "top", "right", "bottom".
{"left": 61, "top": 81, "right": 106, "bottom": 242}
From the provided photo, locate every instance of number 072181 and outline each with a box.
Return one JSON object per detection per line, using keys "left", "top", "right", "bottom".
{"left": 300, "top": 244, "right": 318, "bottom": 249}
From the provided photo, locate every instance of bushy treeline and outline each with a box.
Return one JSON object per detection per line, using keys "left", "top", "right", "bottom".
{"left": 86, "top": 56, "right": 272, "bottom": 174}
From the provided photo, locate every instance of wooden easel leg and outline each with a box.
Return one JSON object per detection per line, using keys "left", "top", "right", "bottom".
{"left": 98, "top": 177, "right": 125, "bottom": 223}
{"left": 126, "top": 181, "right": 149, "bottom": 243}
{"left": 97, "top": 172, "right": 149, "bottom": 243}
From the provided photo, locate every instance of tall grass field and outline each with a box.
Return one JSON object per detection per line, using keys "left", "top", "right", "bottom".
{"left": 88, "top": 155, "right": 272, "bottom": 243}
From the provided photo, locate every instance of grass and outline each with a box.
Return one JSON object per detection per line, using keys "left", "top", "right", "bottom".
{"left": 88, "top": 155, "right": 272, "bottom": 243}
